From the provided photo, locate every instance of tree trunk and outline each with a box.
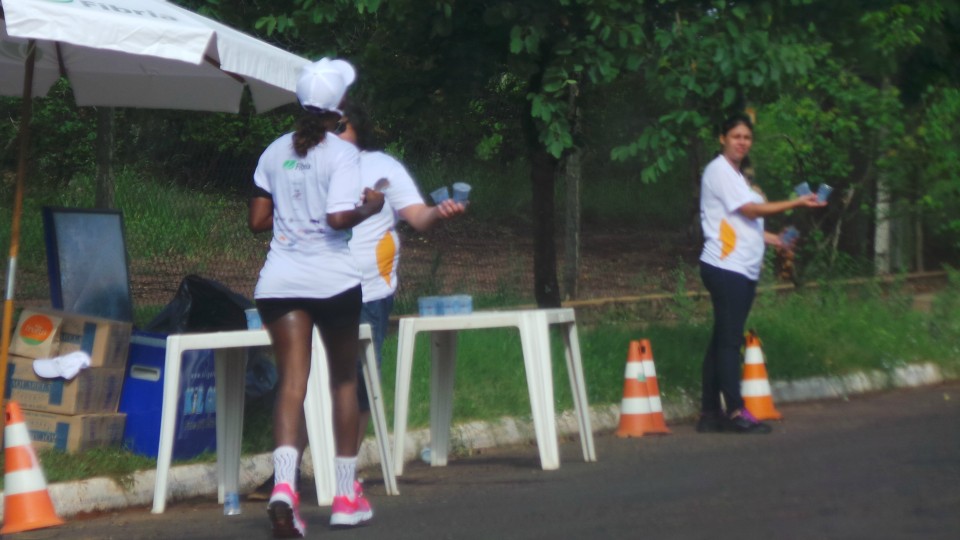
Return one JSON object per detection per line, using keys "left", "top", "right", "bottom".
{"left": 562, "top": 149, "right": 581, "bottom": 301}
{"left": 911, "top": 171, "right": 924, "bottom": 272}
{"left": 94, "top": 107, "right": 115, "bottom": 209}
{"left": 532, "top": 149, "right": 562, "bottom": 307}
{"left": 914, "top": 209, "right": 924, "bottom": 272}
{"left": 688, "top": 138, "right": 705, "bottom": 246}
{"left": 874, "top": 174, "right": 890, "bottom": 275}
{"left": 562, "top": 83, "right": 582, "bottom": 301}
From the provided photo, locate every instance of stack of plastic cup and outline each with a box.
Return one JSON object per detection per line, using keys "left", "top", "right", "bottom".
{"left": 441, "top": 296, "right": 458, "bottom": 315}
{"left": 794, "top": 182, "right": 812, "bottom": 197}
{"left": 418, "top": 296, "right": 442, "bottom": 316}
{"left": 452, "top": 295, "right": 473, "bottom": 314}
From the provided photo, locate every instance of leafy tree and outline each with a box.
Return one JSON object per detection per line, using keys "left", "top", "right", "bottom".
{"left": 0, "top": 80, "right": 97, "bottom": 189}
{"left": 885, "top": 86, "right": 960, "bottom": 257}
{"left": 140, "top": 0, "right": 960, "bottom": 290}
{"left": 611, "top": 1, "right": 826, "bottom": 243}
{"left": 752, "top": 61, "right": 904, "bottom": 279}
{"left": 256, "top": 0, "right": 648, "bottom": 306}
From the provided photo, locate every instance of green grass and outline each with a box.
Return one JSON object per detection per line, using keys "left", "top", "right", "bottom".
{"left": 35, "top": 447, "right": 156, "bottom": 488}
{"left": 3, "top": 279, "right": 959, "bottom": 487}
{"left": 0, "top": 168, "right": 262, "bottom": 277}
{"left": 2, "top": 162, "right": 959, "bottom": 486}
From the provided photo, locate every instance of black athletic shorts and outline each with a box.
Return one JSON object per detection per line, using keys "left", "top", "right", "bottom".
{"left": 255, "top": 285, "right": 362, "bottom": 330}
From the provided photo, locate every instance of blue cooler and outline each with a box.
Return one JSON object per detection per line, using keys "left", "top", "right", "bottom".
{"left": 118, "top": 330, "right": 217, "bottom": 460}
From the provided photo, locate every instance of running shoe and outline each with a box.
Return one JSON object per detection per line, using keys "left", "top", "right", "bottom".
{"left": 330, "top": 481, "right": 373, "bottom": 528}
{"left": 695, "top": 411, "right": 724, "bottom": 433}
{"left": 267, "top": 482, "right": 306, "bottom": 538}
{"left": 724, "top": 407, "right": 773, "bottom": 434}
{"left": 249, "top": 469, "right": 301, "bottom": 502}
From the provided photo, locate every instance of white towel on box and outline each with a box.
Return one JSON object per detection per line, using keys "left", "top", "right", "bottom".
{"left": 33, "top": 351, "right": 92, "bottom": 380}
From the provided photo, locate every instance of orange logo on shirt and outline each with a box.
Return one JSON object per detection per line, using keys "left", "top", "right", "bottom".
{"left": 719, "top": 219, "right": 737, "bottom": 259}
{"left": 376, "top": 232, "right": 397, "bottom": 286}
{"left": 18, "top": 314, "right": 54, "bottom": 346}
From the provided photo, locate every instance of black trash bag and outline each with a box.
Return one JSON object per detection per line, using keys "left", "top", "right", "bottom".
{"left": 144, "top": 274, "right": 253, "bottom": 333}
{"left": 246, "top": 349, "right": 278, "bottom": 399}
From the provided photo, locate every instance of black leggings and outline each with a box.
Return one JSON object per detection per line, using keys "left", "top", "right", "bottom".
{"left": 700, "top": 262, "right": 757, "bottom": 414}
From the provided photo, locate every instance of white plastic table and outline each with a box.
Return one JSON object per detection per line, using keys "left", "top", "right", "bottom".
{"left": 151, "top": 324, "right": 397, "bottom": 514}
{"left": 392, "top": 308, "right": 595, "bottom": 475}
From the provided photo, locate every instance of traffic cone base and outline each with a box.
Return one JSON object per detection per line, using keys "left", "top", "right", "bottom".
{"left": 2, "top": 401, "right": 64, "bottom": 534}
{"left": 741, "top": 332, "right": 782, "bottom": 421}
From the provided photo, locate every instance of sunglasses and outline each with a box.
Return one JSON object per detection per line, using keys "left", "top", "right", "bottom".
{"left": 333, "top": 119, "right": 348, "bottom": 135}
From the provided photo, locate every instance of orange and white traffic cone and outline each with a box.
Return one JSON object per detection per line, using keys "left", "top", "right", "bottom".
{"left": 741, "top": 330, "right": 782, "bottom": 420}
{"left": 637, "top": 339, "right": 671, "bottom": 434}
{"left": 1, "top": 401, "right": 64, "bottom": 535}
{"left": 615, "top": 340, "right": 655, "bottom": 438}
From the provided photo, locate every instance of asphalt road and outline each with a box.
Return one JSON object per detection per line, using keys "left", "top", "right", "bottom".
{"left": 21, "top": 382, "right": 960, "bottom": 540}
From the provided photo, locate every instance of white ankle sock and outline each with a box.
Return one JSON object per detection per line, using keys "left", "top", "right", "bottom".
{"left": 334, "top": 456, "right": 357, "bottom": 499}
{"left": 273, "top": 446, "right": 299, "bottom": 491}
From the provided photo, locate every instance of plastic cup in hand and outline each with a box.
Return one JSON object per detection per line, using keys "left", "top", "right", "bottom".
{"left": 452, "top": 182, "right": 472, "bottom": 203}
{"left": 794, "top": 182, "right": 812, "bottom": 197}
{"left": 780, "top": 226, "right": 799, "bottom": 246}
{"left": 430, "top": 186, "right": 450, "bottom": 204}
{"left": 244, "top": 308, "right": 262, "bottom": 330}
{"left": 816, "top": 183, "right": 833, "bottom": 202}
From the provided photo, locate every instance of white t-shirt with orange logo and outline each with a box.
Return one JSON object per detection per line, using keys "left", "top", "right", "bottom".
{"left": 253, "top": 132, "right": 363, "bottom": 299}
{"left": 699, "top": 154, "right": 766, "bottom": 280}
{"left": 348, "top": 151, "right": 425, "bottom": 303}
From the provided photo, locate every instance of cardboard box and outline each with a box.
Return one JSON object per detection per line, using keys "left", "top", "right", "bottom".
{"left": 22, "top": 410, "right": 126, "bottom": 454}
{"left": 4, "top": 355, "right": 125, "bottom": 414}
{"left": 10, "top": 307, "right": 132, "bottom": 369}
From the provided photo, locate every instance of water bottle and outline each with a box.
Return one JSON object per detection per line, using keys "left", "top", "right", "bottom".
{"left": 223, "top": 491, "right": 241, "bottom": 515}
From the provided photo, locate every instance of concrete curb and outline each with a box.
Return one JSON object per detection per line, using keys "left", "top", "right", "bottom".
{"left": 1, "top": 361, "right": 954, "bottom": 518}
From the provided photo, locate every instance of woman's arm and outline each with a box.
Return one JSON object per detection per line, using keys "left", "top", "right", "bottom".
{"left": 248, "top": 196, "right": 273, "bottom": 233}
{"left": 327, "top": 188, "right": 386, "bottom": 230}
{"left": 397, "top": 200, "right": 467, "bottom": 232}
{"left": 738, "top": 193, "right": 824, "bottom": 219}
{"left": 763, "top": 231, "right": 784, "bottom": 248}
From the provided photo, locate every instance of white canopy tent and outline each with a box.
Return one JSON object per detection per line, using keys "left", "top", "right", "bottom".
{"left": 0, "top": 0, "right": 311, "bottom": 404}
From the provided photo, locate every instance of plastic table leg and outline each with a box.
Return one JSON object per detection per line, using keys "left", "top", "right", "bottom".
{"left": 521, "top": 311, "right": 560, "bottom": 470}
{"left": 215, "top": 348, "right": 247, "bottom": 503}
{"left": 304, "top": 327, "right": 336, "bottom": 505}
{"left": 151, "top": 335, "right": 184, "bottom": 514}
{"left": 360, "top": 335, "right": 399, "bottom": 494}
{"left": 427, "top": 330, "right": 458, "bottom": 467}
{"left": 392, "top": 319, "right": 417, "bottom": 476}
{"left": 560, "top": 318, "right": 596, "bottom": 462}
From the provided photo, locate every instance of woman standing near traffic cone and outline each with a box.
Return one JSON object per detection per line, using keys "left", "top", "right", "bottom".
{"left": 697, "top": 113, "right": 825, "bottom": 434}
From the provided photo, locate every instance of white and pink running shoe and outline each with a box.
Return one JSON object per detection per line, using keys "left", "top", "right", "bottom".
{"left": 267, "top": 482, "right": 306, "bottom": 538}
{"left": 330, "top": 481, "right": 373, "bottom": 528}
